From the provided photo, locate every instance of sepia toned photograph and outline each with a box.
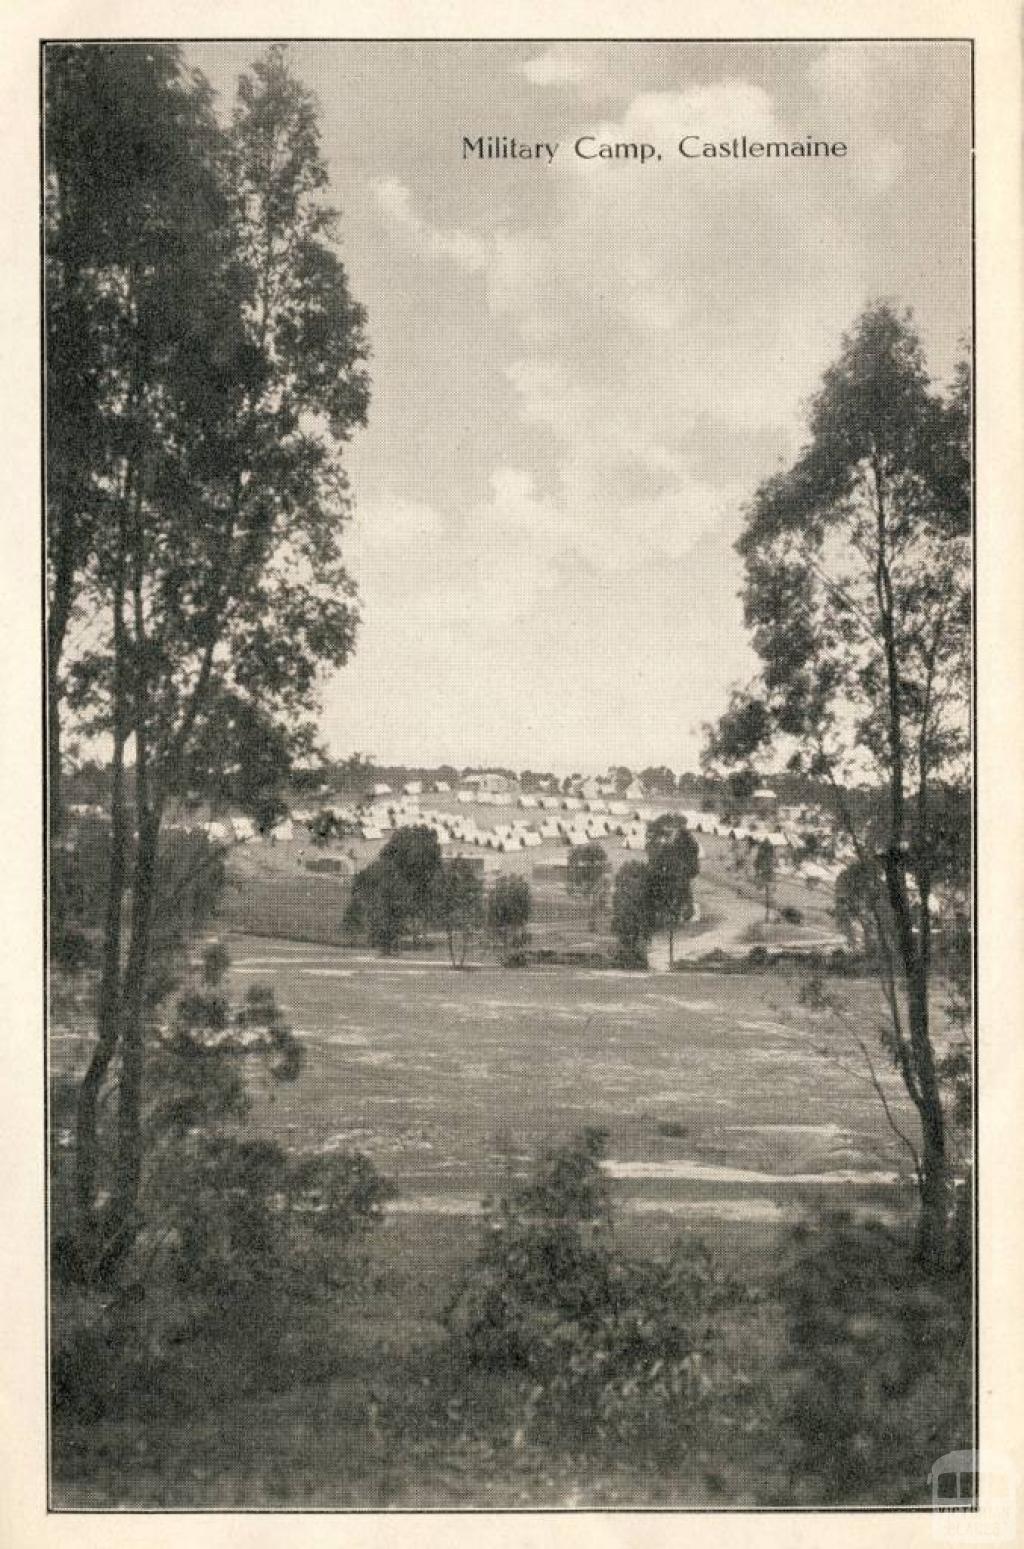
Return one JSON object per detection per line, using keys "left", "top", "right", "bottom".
{"left": 44, "top": 37, "right": 975, "bottom": 1511}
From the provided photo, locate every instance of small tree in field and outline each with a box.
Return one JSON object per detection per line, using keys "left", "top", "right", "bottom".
{"left": 753, "top": 839, "right": 777, "bottom": 923}
{"left": 645, "top": 814, "right": 700, "bottom": 966}
{"left": 610, "top": 861, "right": 655, "bottom": 968}
{"left": 345, "top": 827, "right": 444, "bottom": 955}
{"left": 379, "top": 825, "right": 443, "bottom": 944}
{"left": 487, "top": 875, "right": 532, "bottom": 959}
{"left": 566, "top": 842, "right": 611, "bottom": 931}
{"left": 309, "top": 809, "right": 336, "bottom": 847}
{"left": 433, "top": 858, "right": 484, "bottom": 968}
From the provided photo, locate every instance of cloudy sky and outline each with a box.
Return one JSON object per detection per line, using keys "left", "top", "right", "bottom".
{"left": 191, "top": 41, "right": 971, "bottom": 775}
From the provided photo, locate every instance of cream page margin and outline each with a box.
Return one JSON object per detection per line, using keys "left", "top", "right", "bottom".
{"left": 1, "top": 2, "right": 1020, "bottom": 1545}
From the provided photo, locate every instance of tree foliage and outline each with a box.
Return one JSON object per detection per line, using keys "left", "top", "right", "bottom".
{"left": 433, "top": 857, "right": 484, "bottom": 968}
{"left": 645, "top": 815, "right": 700, "bottom": 965}
{"left": 487, "top": 875, "right": 532, "bottom": 960}
{"left": 566, "top": 842, "right": 611, "bottom": 930}
{"left": 706, "top": 303, "right": 971, "bottom": 1264}
{"left": 639, "top": 766, "right": 676, "bottom": 798}
{"left": 46, "top": 43, "right": 371, "bottom": 1277}
{"left": 346, "top": 825, "right": 442, "bottom": 954}
{"left": 610, "top": 860, "right": 656, "bottom": 968}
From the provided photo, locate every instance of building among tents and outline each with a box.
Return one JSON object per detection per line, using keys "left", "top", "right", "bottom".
{"left": 477, "top": 772, "right": 513, "bottom": 794}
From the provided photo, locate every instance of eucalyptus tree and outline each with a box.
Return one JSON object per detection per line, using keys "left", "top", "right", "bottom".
{"left": 706, "top": 304, "right": 970, "bottom": 1265}
{"left": 48, "top": 44, "right": 371, "bottom": 1276}
{"left": 44, "top": 44, "right": 228, "bottom": 921}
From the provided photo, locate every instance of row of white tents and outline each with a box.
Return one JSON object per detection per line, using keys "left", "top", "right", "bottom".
{"left": 454, "top": 790, "right": 649, "bottom": 816}
{"left": 198, "top": 800, "right": 841, "bottom": 877}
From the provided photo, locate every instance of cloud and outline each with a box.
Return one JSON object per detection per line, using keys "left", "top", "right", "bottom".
{"left": 805, "top": 45, "right": 903, "bottom": 192}
{"left": 519, "top": 46, "right": 596, "bottom": 88}
{"left": 375, "top": 177, "right": 487, "bottom": 273}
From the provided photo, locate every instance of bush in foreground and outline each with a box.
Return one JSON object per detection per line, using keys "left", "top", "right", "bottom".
{"left": 772, "top": 1209, "right": 972, "bottom": 1504}
{"left": 52, "top": 944, "right": 396, "bottom": 1425}
{"left": 445, "top": 1130, "right": 742, "bottom": 1465}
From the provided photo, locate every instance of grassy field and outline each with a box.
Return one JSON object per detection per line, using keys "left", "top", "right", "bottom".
{"left": 223, "top": 936, "right": 915, "bottom": 1208}
{"left": 51, "top": 933, "right": 924, "bottom": 1221}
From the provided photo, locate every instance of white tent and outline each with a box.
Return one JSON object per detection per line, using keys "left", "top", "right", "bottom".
{"left": 523, "top": 830, "right": 542, "bottom": 847}
{"left": 519, "top": 794, "right": 538, "bottom": 809}
{"left": 457, "top": 789, "right": 475, "bottom": 804}
{"left": 373, "top": 783, "right": 392, "bottom": 797}
{"left": 230, "top": 815, "right": 256, "bottom": 842}
{"left": 270, "top": 818, "right": 294, "bottom": 843}
{"left": 403, "top": 781, "right": 423, "bottom": 797}
{"left": 361, "top": 824, "right": 383, "bottom": 840}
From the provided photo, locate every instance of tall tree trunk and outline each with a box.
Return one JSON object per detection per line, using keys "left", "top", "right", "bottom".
{"left": 106, "top": 482, "right": 162, "bottom": 1266}
{"left": 107, "top": 806, "right": 161, "bottom": 1264}
{"left": 873, "top": 455, "right": 948, "bottom": 1265}
{"left": 74, "top": 730, "right": 128, "bottom": 1265}
{"left": 74, "top": 506, "right": 131, "bottom": 1274}
{"left": 886, "top": 857, "right": 948, "bottom": 1267}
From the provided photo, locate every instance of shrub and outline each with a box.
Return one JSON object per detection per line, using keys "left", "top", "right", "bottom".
{"left": 446, "top": 1131, "right": 741, "bottom": 1464}
{"left": 746, "top": 945, "right": 770, "bottom": 968}
{"left": 780, "top": 905, "right": 803, "bottom": 925}
{"left": 53, "top": 1141, "right": 395, "bottom": 1422}
{"left": 51, "top": 946, "right": 395, "bottom": 1423}
{"left": 773, "top": 1210, "right": 972, "bottom": 1504}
